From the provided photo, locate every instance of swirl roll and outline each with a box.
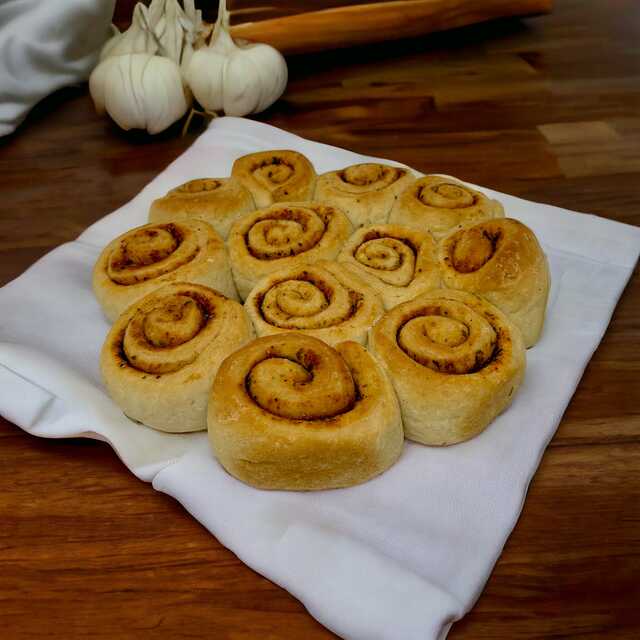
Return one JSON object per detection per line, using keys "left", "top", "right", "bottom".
{"left": 337, "top": 224, "right": 440, "bottom": 309}
{"left": 314, "top": 163, "right": 414, "bottom": 227}
{"left": 438, "top": 218, "right": 550, "bottom": 347}
{"left": 101, "top": 283, "right": 254, "bottom": 433}
{"left": 389, "top": 175, "right": 504, "bottom": 238}
{"left": 228, "top": 202, "right": 352, "bottom": 299}
{"left": 231, "top": 150, "right": 316, "bottom": 208}
{"left": 245, "top": 261, "right": 383, "bottom": 346}
{"left": 370, "top": 289, "right": 525, "bottom": 446}
{"left": 208, "top": 333, "right": 403, "bottom": 490}
{"left": 148, "top": 177, "right": 255, "bottom": 239}
{"left": 93, "top": 220, "right": 237, "bottom": 322}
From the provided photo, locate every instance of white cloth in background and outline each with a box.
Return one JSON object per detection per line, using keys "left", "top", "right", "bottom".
{"left": 0, "top": 0, "right": 115, "bottom": 136}
{"left": 1, "top": 118, "right": 638, "bottom": 639}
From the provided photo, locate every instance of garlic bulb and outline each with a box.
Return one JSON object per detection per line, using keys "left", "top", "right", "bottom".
{"left": 186, "top": 0, "right": 288, "bottom": 116}
{"left": 89, "top": 53, "right": 190, "bottom": 134}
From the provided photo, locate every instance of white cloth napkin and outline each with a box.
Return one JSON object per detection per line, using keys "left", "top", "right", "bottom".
{"left": 0, "top": 0, "right": 115, "bottom": 136}
{"left": 1, "top": 117, "right": 638, "bottom": 639}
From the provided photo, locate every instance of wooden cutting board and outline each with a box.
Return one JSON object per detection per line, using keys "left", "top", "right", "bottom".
{"left": 229, "top": 0, "right": 553, "bottom": 55}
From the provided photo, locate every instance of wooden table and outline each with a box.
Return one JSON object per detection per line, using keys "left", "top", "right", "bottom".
{"left": 1, "top": 1, "right": 639, "bottom": 637}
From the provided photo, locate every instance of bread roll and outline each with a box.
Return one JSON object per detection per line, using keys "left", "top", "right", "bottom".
{"left": 370, "top": 289, "right": 525, "bottom": 446}
{"left": 389, "top": 175, "right": 504, "bottom": 238}
{"left": 231, "top": 150, "right": 316, "bottom": 207}
{"left": 337, "top": 224, "right": 440, "bottom": 309}
{"left": 314, "top": 163, "right": 414, "bottom": 227}
{"left": 245, "top": 261, "right": 383, "bottom": 346}
{"left": 208, "top": 333, "right": 403, "bottom": 490}
{"left": 438, "top": 218, "right": 550, "bottom": 347}
{"left": 93, "top": 220, "right": 237, "bottom": 322}
{"left": 228, "top": 202, "right": 352, "bottom": 299}
{"left": 148, "top": 177, "right": 255, "bottom": 239}
{"left": 101, "top": 283, "right": 254, "bottom": 433}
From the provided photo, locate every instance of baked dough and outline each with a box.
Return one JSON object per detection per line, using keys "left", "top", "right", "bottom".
{"left": 337, "top": 223, "right": 440, "bottom": 309}
{"left": 227, "top": 202, "right": 352, "bottom": 299}
{"left": 148, "top": 177, "right": 255, "bottom": 239}
{"left": 370, "top": 289, "right": 526, "bottom": 446}
{"left": 438, "top": 218, "right": 550, "bottom": 347}
{"left": 208, "top": 333, "right": 404, "bottom": 490}
{"left": 314, "top": 163, "right": 414, "bottom": 227}
{"left": 244, "top": 260, "right": 384, "bottom": 346}
{"left": 101, "top": 282, "right": 254, "bottom": 433}
{"left": 231, "top": 150, "right": 316, "bottom": 207}
{"left": 93, "top": 220, "right": 237, "bottom": 322}
{"left": 389, "top": 175, "right": 504, "bottom": 238}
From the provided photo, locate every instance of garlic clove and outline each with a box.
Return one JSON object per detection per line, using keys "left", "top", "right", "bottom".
{"left": 222, "top": 52, "right": 263, "bottom": 116}
{"left": 243, "top": 43, "right": 288, "bottom": 112}
{"left": 141, "top": 57, "right": 191, "bottom": 134}
{"left": 89, "top": 59, "right": 110, "bottom": 115}
{"left": 103, "top": 55, "right": 147, "bottom": 131}
{"left": 185, "top": 48, "right": 226, "bottom": 112}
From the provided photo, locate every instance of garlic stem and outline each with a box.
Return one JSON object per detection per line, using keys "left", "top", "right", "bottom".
{"left": 138, "top": 4, "right": 165, "bottom": 56}
{"left": 214, "top": 0, "right": 231, "bottom": 39}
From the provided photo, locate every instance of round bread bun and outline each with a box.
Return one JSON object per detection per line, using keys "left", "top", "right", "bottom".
{"left": 389, "top": 175, "right": 504, "bottom": 238}
{"left": 231, "top": 149, "right": 316, "bottom": 207}
{"left": 148, "top": 177, "right": 255, "bottom": 239}
{"left": 93, "top": 220, "right": 237, "bottom": 322}
{"left": 338, "top": 223, "right": 440, "bottom": 309}
{"left": 314, "top": 163, "right": 414, "bottom": 227}
{"left": 244, "top": 260, "right": 384, "bottom": 346}
{"left": 101, "top": 282, "right": 254, "bottom": 433}
{"left": 438, "top": 218, "right": 550, "bottom": 347}
{"left": 370, "top": 288, "right": 526, "bottom": 446}
{"left": 208, "top": 333, "right": 404, "bottom": 490}
{"left": 227, "top": 201, "right": 352, "bottom": 299}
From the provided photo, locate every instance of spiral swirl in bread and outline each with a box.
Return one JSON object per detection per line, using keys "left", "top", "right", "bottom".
{"left": 101, "top": 283, "right": 254, "bottom": 433}
{"left": 370, "top": 289, "right": 525, "bottom": 445}
{"left": 314, "top": 163, "right": 414, "bottom": 227}
{"left": 338, "top": 224, "right": 440, "bottom": 309}
{"left": 245, "top": 261, "right": 383, "bottom": 346}
{"left": 389, "top": 175, "right": 504, "bottom": 238}
{"left": 438, "top": 218, "right": 550, "bottom": 348}
{"left": 208, "top": 333, "right": 403, "bottom": 490}
{"left": 228, "top": 202, "right": 352, "bottom": 299}
{"left": 93, "top": 220, "right": 237, "bottom": 322}
{"left": 231, "top": 150, "right": 317, "bottom": 208}
{"left": 148, "top": 177, "right": 255, "bottom": 239}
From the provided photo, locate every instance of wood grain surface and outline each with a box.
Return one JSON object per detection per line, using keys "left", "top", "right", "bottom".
{"left": 1, "top": 0, "right": 639, "bottom": 638}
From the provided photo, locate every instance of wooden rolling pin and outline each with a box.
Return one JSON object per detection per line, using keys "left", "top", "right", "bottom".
{"left": 230, "top": 0, "right": 553, "bottom": 55}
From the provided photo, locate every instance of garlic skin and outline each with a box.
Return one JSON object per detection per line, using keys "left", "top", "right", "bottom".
{"left": 186, "top": 0, "right": 287, "bottom": 116}
{"left": 89, "top": 53, "right": 190, "bottom": 134}
{"left": 99, "top": 3, "right": 159, "bottom": 60}
{"left": 99, "top": 25, "right": 124, "bottom": 62}
{"left": 155, "top": 0, "right": 187, "bottom": 65}
{"left": 179, "top": 0, "right": 206, "bottom": 74}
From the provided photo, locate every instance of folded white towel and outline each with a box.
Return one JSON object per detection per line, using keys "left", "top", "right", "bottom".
{"left": 0, "top": 0, "right": 114, "bottom": 136}
{"left": 1, "top": 118, "right": 638, "bottom": 639}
